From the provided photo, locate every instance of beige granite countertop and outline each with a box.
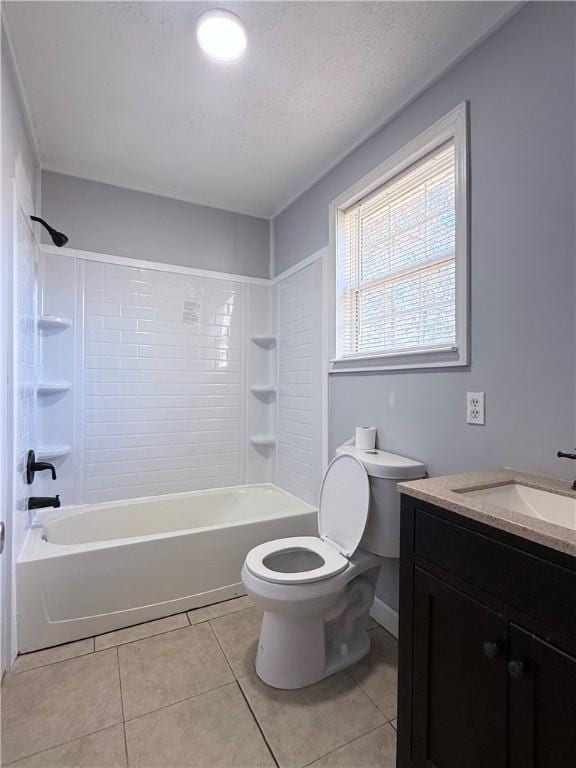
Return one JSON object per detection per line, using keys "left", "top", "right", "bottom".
{"left": 398, "top": 470, "right": 576, "bottom": 558}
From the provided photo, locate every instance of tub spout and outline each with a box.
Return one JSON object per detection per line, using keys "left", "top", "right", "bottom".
{"left": 28, "top": 495, "right": 60, "bottom": 511}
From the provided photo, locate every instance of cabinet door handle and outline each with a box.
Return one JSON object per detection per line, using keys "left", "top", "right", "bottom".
{"left": 507, "top": 659, "right": 526, "bottom": 679}
{"left": 483, "top": 641, "right": 502, "bottom": 659}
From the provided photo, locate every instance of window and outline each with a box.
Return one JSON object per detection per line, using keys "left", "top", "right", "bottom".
{"left": 331, "top": 103, "right": 468, "bottom": 372}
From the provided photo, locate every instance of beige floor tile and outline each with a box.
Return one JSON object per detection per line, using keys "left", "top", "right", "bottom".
{"left": 12, "top": 638, "right": 95, "bottom": 674}
{"left": 94, "top": 613, "right": 189, "bottom": 651}
{"left": 187, "top": 596, "right": 254, "bottom": 625}
{"left": 2, "top": 650, "right": 122, "bottom": 765}
{"left": 307, "top": 724, "right": 397, "bottom": 768}
{"left": 118, "top": 623, "right": 233, "bottom": 719}
{"left": 239, "top": 671, "right": 385, "bottom": 768}
{"left": 125, "top": 682, "right": 275, "bottom": 768}
{"left": 210, "top": 606, "right": 262, "bottom": 678}
{"left": 6, "top": 725, "right": 127, "bottom": 768}
{"left": 348, "top": 628, "right": 398, "bottom": 721}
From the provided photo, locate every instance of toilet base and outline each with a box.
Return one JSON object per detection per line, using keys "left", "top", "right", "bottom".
{"left": 256, "top": 612, "right": 327, "bottom": 689}
{"left": 255, "top": 610, "right": 372, "bottom": 689}
{"left": 255, "top": 578, "right": 375, "bottom": 689}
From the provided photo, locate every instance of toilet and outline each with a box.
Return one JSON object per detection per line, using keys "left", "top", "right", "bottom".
{"left": 241, "top": 444, "right": 426, "bottom": 689}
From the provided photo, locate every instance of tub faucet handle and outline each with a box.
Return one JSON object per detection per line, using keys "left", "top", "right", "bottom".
{"left": 26, "top": 450, "right": 57, "bottom": 484}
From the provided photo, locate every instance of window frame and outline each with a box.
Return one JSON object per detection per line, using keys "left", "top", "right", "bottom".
{"left": 328, "top": 102, "right": 469, "bottom": 374}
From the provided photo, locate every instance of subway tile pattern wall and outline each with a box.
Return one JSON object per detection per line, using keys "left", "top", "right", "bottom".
{"left": 82, "top": 261, "right": 245, "bottom": 503}
{"left": 277, "top": 260, "right": 324, "bottom": 506}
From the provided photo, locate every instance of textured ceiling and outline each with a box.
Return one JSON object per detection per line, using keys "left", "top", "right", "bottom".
{"left": 6, "top": 1, "right": 518, "bottom": 217}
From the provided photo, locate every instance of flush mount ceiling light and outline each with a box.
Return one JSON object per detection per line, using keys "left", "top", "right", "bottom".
{"left": 196, "top": 9, "right": 247, "bottom": 62}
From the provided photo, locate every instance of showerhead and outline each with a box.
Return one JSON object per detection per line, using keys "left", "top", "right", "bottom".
{"left": 30, "top": 216, "right": 69, "bottom": 247}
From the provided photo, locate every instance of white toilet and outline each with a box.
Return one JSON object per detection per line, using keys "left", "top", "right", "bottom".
{"left": 241, "top": 445, "right": 426, "bottom": 689}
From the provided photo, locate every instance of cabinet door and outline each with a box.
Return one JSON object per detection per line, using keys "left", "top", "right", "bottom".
{"left": 411, "top": 568, "right": 508, "bottom": 768}
{"left": 509, "top": 625, "right": 576, "bottom": 768}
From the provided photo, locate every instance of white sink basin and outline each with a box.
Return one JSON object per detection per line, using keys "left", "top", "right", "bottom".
{"left": 462, "top": 483, "right": 576, "bottom": 531}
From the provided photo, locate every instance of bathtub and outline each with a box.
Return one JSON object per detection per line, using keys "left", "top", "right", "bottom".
{"left": 17, "top": 484, "right": 317, "bottom": 652}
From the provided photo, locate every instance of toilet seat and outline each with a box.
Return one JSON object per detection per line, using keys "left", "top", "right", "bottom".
{"left": 245, "top": 455, "right": 370, "bottom": 585}
{"left": 245, "top": 536, "right": 349, "bottom": 584}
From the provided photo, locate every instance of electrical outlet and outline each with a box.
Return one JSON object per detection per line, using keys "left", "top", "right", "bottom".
{"left": 467, "top": 392, "right": 485, "bottom": 425}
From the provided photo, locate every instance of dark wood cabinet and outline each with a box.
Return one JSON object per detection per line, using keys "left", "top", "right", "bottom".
{"left": 398, "top": 496, "right": 576, "bottom": 768}
{"left": 508, "top": 625, "right": 576, "bottom": 768}
{"left": 411, "top": 568, "right": 508, "bottom": 768}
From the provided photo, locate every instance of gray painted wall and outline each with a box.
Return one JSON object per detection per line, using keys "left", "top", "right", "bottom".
{"left": 2, "top": 28, "right": 39, "bottom": 239}
{"left": 41, "top": 172, "right": 271, "bottom": 279}
{"left": 273, "top": 2, "right": 576, "bottom": 612}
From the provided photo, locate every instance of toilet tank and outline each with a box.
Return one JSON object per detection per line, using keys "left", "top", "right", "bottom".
{"left": 335, "top": 444, "right": 426, "bottom": 558}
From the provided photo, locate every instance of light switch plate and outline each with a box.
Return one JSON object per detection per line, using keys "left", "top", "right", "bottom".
{"left": 467, "top": 392, "right": 485, "bottom": 425}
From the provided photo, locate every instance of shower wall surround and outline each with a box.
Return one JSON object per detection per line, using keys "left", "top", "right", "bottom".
{"left": 82, "top": 261, "right": 245, "bottom": 503}
{"left": 38, "top": 247, "right": 324, "bottom": 507}
{"left": 276, "top": 259, "right": 324, "bottom": 506}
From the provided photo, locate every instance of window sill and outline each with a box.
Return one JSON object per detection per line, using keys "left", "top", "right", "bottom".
{"left": 330, "top": 345, "right": 467, "bottom": 374}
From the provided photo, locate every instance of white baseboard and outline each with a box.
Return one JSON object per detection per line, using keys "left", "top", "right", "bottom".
{"left": 370, "top": 596, "right": 399, "bottom": 639}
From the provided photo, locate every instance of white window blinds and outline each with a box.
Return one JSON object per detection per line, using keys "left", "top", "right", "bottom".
{"left": 336, "top": 140, "right": 457, "bottom": 360}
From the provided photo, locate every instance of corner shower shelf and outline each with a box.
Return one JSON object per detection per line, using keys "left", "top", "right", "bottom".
{"left": 251, "top": 335, "right": 277, "bottom": 348}
{"left": 37, "top": 315, "right": 72, "bottom": 330}
{"left": 36, "top": 445, "right": 71, "bottom": 461}
{"left": 250, "top": 435, "right": 277, "bottom": 447}
{"left": 37, "top": 382, "right": 72, "bottom": 395}
{"left": 250, "top": 385, "right": 277, "bottom": 396}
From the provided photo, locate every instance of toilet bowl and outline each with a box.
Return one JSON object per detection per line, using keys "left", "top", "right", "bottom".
{"left": 242, "top": 447, "right": 426, "bottom": 689}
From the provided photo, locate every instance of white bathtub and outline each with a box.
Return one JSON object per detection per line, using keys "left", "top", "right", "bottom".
{"left": 17, "top": 484, "right": 317, "bottom": 652}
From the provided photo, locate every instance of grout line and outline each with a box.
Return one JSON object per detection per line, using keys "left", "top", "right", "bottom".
{"left": 299, "top": 722, "right": 388, "bottom": 768}
{"left": 122, "top": 722, "right": 130, "bottom": 768}
{"left": 116, "top": 647, "right": 127, "bottom": 722}
{"left": 189, "top": 609, "right": 253, "bottom": 629}
{"left": 344, "top": 667, "right": 397, "bottom": 723}
{"left": 205, "top": 613, "right": 278, "bottom": 767}
{"left": 9, "top": 646, "right": 95, "bottom": 676}
{"left": 9, "top": 642, "right": 107, "bottom": 677}
{"left": 3, "top": 724, "right": 124, "bottom": 766}
{"left": 206, "top": 619, "right": 236, "bottom": 679}
{"left": 236, "top": 680, "right": 280, "bottom": 768}
{"left": 116, "top": 643, "right": 129, "bottom": 767}
{"left": 94, "top": 601, "right": 249, "bottom": 651}
{"left": 122, "top": 680, "right": 235, "bottom": 724}
{"left": 94, "top": 620, "right": 191, "bottom": 653}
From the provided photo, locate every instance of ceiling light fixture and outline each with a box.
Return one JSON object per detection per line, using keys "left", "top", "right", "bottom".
{"left": 196, "top": 9, "right": 247, "bottom": 62}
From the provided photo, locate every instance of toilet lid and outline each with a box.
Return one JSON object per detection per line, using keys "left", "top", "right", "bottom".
{"left": 318, "top": 454, "right": 370, "bottom": 557}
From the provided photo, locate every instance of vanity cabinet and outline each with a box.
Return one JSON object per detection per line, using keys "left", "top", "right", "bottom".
{"left": 397, "top": 496, "right": 576, "bottom": 768}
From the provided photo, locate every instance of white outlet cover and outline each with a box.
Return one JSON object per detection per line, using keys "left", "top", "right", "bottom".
{"left": 467, "top": 392, "right": 485, "bottom": 425}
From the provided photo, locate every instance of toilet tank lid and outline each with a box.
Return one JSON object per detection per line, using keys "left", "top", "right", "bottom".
{"left": 336, "top": 444, "right": 426, "bottom": 480}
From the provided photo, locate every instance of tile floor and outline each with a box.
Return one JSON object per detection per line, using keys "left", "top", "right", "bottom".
{"left": 1, "top": 597, "right": 398, "bottom": 768}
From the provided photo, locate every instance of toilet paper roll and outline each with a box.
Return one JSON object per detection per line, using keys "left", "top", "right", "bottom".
{"left": 355, "top": 426, "right": 377, "bottom": 451}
